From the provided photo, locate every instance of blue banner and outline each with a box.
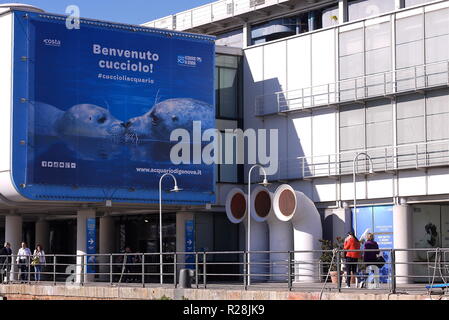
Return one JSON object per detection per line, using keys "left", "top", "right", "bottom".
{"left": 185, "top": 220, "right": 195, "bottom": 269}
{"left": 86, "top": 218, "right": 96, "bottom": 274}
{"left": 12, "top": 11, "right": 215, "bottom": 204}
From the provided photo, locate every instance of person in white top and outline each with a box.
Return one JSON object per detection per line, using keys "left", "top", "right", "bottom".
{"left": 16, "top": 242, "right": 31, "bottom": 282}
{"left": 32, "top": 244, "right": 46, "bottom": 282}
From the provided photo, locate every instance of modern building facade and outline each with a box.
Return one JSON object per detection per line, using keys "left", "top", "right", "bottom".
{"left": 0, "top": 0, "right": 448, "bottom": 283}
{"left": 146, "top": 0, "right": 449, "bottom": 281}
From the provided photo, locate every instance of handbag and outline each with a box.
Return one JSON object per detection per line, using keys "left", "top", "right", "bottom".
{"left": 31, "top": 256, "right": 40, "bottom": 266}
{"left": 375, "top": 255, "right": 386, "bottom": 269}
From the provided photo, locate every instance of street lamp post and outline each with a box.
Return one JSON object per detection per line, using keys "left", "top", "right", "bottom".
{"left": 352, "top": 152, "right": 374, "bottom": 237}
{"left": 247, "top": 164, "right": 270, "bottom": 286}
{"left": 159, "top": 173, "right": 182, "bottom": 285}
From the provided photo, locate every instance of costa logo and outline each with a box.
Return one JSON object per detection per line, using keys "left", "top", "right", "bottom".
{"left": 43, "top": 39, "right": 61, "bottom": 47}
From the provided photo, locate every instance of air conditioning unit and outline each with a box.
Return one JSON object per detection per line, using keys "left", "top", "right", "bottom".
{"left": 250, "top": 0, "right": 265, "bottom": 8}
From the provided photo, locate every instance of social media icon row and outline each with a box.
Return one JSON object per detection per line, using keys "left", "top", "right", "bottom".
{"left": 41, "top": 161, "right": 76, "bottom": 169}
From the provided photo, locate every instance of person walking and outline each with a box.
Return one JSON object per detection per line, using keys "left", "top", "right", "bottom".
{"left": 361, "top": 233, "right": 380, "bottom": 288}
{"left": 32, "top": 244, "right": 46, "bottom": 282}
{"left": 122, "top": 247, "right": 140, "bottom": 283}
{"left": 0, "top": 242, "right": 12, "bottom": 283}
{"left": 16, "top": 242, "right": 31, "bottom": 282}
{"left": 343, "top": 231, "right": 361, "bottom": 288}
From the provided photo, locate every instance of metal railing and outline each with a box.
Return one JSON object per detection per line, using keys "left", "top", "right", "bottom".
{"left": 255, "top": 60, "right": 449, "bottom": 116}
{"left": 144, "top": 0, "right": 289, "bottom": 31}
{"left": 1, "top": 248, "right": 448, "bottom": 295}
{"left": 291, "top": 139, "right": 449, "bottom": 179}
{"left": 294, "top": 140, "right": 449, "bottom": 178}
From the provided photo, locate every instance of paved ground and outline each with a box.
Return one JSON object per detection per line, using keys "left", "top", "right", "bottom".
{"left": 1, "top": 281, "right": 448, "bottom": 300}
{"left": 3, "top": 279, "right": 445, "bottom": 296}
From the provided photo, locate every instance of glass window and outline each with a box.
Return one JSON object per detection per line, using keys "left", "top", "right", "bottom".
{"left": 340, "top": 125, "right": 365, "bottom": 151}
{"left": 340, "top": 53, "right": 365, "bottom": 80}
{"left": 425, "top": 8, "right": 449, "bottom": 38}
{"left": 396, "top": 95, "right": 425, "bottom": 167}
{"left": 216, "top": 55, "right": 239, "bottom": 68}
{"left": 397, "top": 94, "right": 425, "bottom": 145}
{"left": 425, "top": 35, "right": 449, "bottom": 63}
{"left": 365, "top": 22, "right": 391, "bottom": 51}
{"left": 426, "top": 89, "right": 449, "bottom": 141}
{"left": 215, "top": 54, "right": 241, "bottom": 119}
{"left": 216, "top": 131, "right": 240, "bottom": 183}
{"left": 340, "top": 104, "right": 365, "bottom": 151}
{"left": 396, "top": 14, "right": 424, "bottom": 44}
{"left": 405, "top": 0, "right": 436, "bottom": 8}
{"left": 366, "top": 47, "right": 391, "bottom": 74}
{"left": 366, "top": 99, "right": 392, "bottom": 148}
{"left": 219, "top": 68, "right": 238, "bottom": 118}
{"left": 340, "top": 28, "right": 364, "bottom": 56}
{"left": 322, "top": 5, "right": 339, "bottom": 28}
{"left": 348, "top": 0, "right": 395, "bottom": 22}
{"left": 396, "top": 41, "right": 424, "bottom": 69}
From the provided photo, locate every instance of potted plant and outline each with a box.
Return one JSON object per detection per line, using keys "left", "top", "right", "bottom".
{"left": 319, "top": 237, "right": 344, "bottom": 283}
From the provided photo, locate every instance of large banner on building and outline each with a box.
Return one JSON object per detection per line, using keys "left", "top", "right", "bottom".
{"left": 12, "top": 12, "right": 215, "bottom": 204}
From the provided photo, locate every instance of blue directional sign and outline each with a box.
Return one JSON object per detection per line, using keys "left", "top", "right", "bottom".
{"left": 86, "top": 218, "right": 97, "bottom": 274}
{"left": 185, "top": 220, "right": 195, "bottom": 269}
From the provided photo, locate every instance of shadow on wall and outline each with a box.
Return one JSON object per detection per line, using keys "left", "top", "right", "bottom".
{"left": 243, "top": 59, "right": 344, "bottom": 243}
{"left": 243, "top": 71, "right": 315, "bottom": 181}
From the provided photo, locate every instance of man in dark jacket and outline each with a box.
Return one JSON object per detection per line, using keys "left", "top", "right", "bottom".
{"left": 0, "top": 242, "right": 12, "bottom": 283}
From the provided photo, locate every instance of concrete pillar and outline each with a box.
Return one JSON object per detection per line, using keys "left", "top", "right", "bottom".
{"left": 242, "top": 218, "right": 269, "bottom": 282}
{"left": 76, "top": 209, "right": 96, "bottom": 283}
{"left": 5, "top": 214, "right": 22, "bottom": 281}
{"left": 338, "top": 0, "right": 348, "bottom": 24}
{"left": 35, "top": 218, "right": 49, "bottom": 253}
{"left": 325, "top": 207, "right": 352, "bottom": 240}
{"left": 99, "top": 214, "right": 115, "bottom": 281}
{"left": 176, "top": 212, "right": 194, "bottom": 273}
{"left": 393, "top": 202, "right": 412, "bottom": 284}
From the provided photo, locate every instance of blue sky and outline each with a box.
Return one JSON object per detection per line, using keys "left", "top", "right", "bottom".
{"left": 0, "top": 1, "right": 215, "bottom": 25}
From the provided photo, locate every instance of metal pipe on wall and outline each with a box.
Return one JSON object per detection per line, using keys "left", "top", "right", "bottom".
{"left": 251, "top": 185, "right": 293, "bottom": 281}
{"left": 272, "top": 185, "right": 323, "bottom": 283}
{"left": 225, "top": 187, "right": 269, "bottom": 282}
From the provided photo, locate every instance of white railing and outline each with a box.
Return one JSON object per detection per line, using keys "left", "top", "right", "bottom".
{"left": 255, "top": 60, "right": 449, "bottom": 116}
{"left": 144, "top": 0, "right": 290, "bottom": 31}
{"left": 271, "top": 140, "right": 449, "bottom": 180}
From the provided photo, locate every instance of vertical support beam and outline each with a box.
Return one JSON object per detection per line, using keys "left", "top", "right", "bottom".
{"left": 99, "top": 214, "right": 114, "bottom": 281}
{"left": 393, "top": 200, "right": 412, "bottom": 284}
{"left": 308, "top": 11, "right": 317, "bottom": 31}
{"left": 76, "top": 209, "right": 95, "bottom": 283}
{"left": 35, "top": 218, "right": 49, "bottom": 253}
{"left": 5, "top": 213, "right": 22, "bottom": 281}
{"left": 338, "top": 0, "right": 348, "bottom": 24}
{"left": 243, "top": 22, "right": 251, "bottom": 48}
{"left": 175, "top": 212, "right": 194, "bottom": 274}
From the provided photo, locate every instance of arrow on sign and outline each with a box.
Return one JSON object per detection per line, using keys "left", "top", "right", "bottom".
{"left": 186, "top": 240, "right": 193, "bottom": 246}
{"left": 88, "top": 239, "right": 94, "bottom": 245}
